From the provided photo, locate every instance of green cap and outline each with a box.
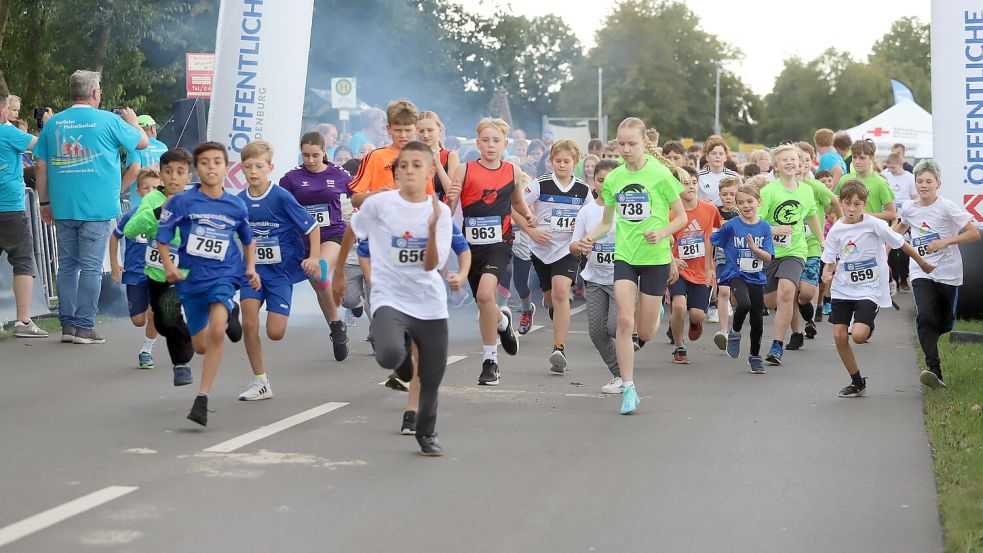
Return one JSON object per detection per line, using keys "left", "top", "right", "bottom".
{"left": 137, "top": 115, "right": 157, "bottom": 127}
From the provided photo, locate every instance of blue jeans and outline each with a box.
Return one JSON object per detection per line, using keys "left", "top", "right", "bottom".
{"left": 55, "top": 220, "right": 111, "bottom": 329}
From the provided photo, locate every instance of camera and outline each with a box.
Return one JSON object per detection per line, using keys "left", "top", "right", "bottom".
{"left": 34, "top": 108, "right": 48, "bottom": 129}
{"left": 111, "top": 108, "right": 124, "bottom": 116}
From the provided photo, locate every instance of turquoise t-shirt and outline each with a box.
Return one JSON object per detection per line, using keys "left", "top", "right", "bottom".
{"left": 0, "top": 124, "right": 34, "bottom": 212}
{"left": 125, "top": 136, "right": 168, "bottom": 206}
{"left": 34, "top": 105, "right": 142, "bottom": 221}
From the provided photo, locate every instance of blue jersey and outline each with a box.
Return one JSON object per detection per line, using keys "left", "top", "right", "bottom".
{"left": 237, "top": 184, "right": 317, "bottom": 285}
{"left": 710, "top": 217, "right": 774, "bottom": 286}
{"left": 356, "top": 223, "right": 469, "bottom": 259}
{"left": 157, "top": 184, "right": 253, "bottom": 291}
{"left": 112, "top": 207, "right": 149, "bottom": 286}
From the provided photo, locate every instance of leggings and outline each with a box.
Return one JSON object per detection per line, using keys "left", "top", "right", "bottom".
{"left": 585, "top": 282, "right": 619, "bottom": 377}
{"left": 511, "top": 256, "right": 533, "bottom": 299}
{"left": 912, "top": 278, "right": 958, "bottom": 377}
{"left": 888, "top": 248, "right": 910, "bottom": 285}
{"left": 371, "top": 307, "right": 449, "bottom": 438}
{"left": 147, "top": 279, "right": 194, "bottom": 366}
{"left": 730, "top": 279, "right": 765, "bottom": 357}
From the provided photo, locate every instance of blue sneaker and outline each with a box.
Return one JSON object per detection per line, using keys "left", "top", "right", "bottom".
{"left": 138, "top": 351, "right": 154, "bottom": 369}
{"left": 173, "top": 364, "right": 193, "bottom": 386}
{"left": 765, "top": 342, "right": 784, "bottom": 366}
{"left": 620, "top": 384, "right": 640, "bottom": 415}
{"left": 726, "top": 330, "right": 741, "bottom": 359}
{"left": 823, "top": 301, "right": 832, "bottom": 315}
{"left": 748, "top": 356, "right": 766, "bottom": 374}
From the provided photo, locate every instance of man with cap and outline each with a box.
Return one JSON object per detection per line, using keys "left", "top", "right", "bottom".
{"left": 122, "top": 115, "right": 169, "bottom": 206}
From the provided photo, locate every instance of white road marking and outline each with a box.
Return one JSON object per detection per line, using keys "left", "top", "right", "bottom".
{"left": 204, "top": 402, "right": 348, "bottom": 453}
{"left": 378, "top": 355, "right": 468, "bottom": 384}
{"left": 571, "top": 304, "right": 587, "bottom": 315}
{"left": 0, "top": 486, "right": 138, "bottom": 548}
{"left": 527, "top": 325, "right": 544, "bottom": 333}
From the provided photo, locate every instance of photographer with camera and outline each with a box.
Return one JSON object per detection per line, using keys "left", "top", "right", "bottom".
{"left": 121, "top": 115, "right": 168, "bottom": 207}
{"left": 33, "top": 70, "right": 148, "bottom": 344}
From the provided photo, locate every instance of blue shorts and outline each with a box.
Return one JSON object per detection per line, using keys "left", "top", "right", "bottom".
{"left": 178, "top": 282, "right": 237, "bottom": 336}
{"left": 126, "top": 284, "right": 151, "bottom": 317}
{"left": 801, "top": 257, "right": 821, "bottom": 287}
{"left": 240, "top": 279, "right": 294, "bottom": 316}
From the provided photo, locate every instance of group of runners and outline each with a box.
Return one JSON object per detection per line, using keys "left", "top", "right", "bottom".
{"left": 88, "top": 100, "right": 979, "bottom": 457}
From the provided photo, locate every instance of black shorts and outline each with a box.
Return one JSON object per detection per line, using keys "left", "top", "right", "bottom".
{"left": 468, "top": 242, "right": 512, "bottom": 298}
{"left": 667, "top": 278, "right": 712, "bottom": 311}
{"left": 0, "top": 212, "right": 36, "bottom": 277}
{"left": 531, "top": 253, "right": 580, "bottom": 292}
{"left": 613, "top": 260, "right": 670, "bottom": 297}
{"left": 829, "top": 298, "right": 879, "bottom": 327}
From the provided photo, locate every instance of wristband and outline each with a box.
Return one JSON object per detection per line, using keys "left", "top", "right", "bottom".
{"left": 39, "top": 200, "right": 50, "bottom": 206}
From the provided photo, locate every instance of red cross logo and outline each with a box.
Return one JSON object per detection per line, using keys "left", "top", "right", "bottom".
{"left": 867, "top": 127, "right": 890, "bottom": 137}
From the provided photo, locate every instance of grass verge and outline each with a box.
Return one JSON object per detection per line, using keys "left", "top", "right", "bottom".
{"left": 923, "top": 319, "right": 983, "bottom": 552}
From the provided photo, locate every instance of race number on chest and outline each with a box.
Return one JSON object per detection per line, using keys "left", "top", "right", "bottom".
{"left": 550, "top": 208, "right": 578, "bottom": 233}
{"left": 616, "top": 192, "right": 650, "bottom": 222}
{"left": 591, "top": 242, "right": 615, "bottom": 268}
{"left": 911, "top": 233, "right": 941, "bottom": 258}
{"left": 390, "top": 236, "right": 426, "bottom": 268}
{"left": 844, "top": 258, "right": 879, "bottom": 285}
{"left": 738, "top": 251, "right": 762, "bottom": 273}
{"left": 145, "top": 240, "right": 179, "bottom": 269}
{"left": 305, "top": 204, "right": 331, "bottom": 227}
{"left": 678, "top": 235, "right": 705, "bottom": 260}
{"left": 255, "top": 236, "right": 282, "bottom": 265}
{"left": 464, "top": 216, "right": 503, "bottom": 245}
{"left": 188, "top": 224, "right": 232, "bottom": 261}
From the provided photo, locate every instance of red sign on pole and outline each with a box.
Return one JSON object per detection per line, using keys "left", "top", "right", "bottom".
{"left": 186, "top": 53, "right": 215, "bottom": 99}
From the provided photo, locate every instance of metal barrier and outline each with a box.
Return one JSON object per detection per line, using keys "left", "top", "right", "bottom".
{"left": 25, "top": 188, "right": 58, "bottom": 306}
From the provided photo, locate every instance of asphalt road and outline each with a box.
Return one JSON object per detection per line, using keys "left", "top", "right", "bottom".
{"left": 0, "top": 287, "right": 943, "bottom": 552}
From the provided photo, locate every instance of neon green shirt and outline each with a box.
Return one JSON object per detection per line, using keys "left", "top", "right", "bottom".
{"left": 757, "top": 179, "right": 817, "bottom": 261}
{"left": 123, "top": 188, "right": 185, "bottom": 282}
{"left": 803, "top": 179, "right": 834, "bottom": 258}
{"left": 835, "top": 172, "right": 895, "bottom": 214}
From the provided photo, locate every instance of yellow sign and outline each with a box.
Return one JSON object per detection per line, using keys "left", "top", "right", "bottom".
{"left": 680, "top": 138, "right": 694, "bottom": 149}
{"left": 739, "top": 143, "right": 766, "bottom": 153}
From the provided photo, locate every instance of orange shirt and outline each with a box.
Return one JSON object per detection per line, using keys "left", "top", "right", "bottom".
{"left": 349, "top": 146, "right": 435, "bottom": 195}
{"left": 670, "top": 200, "right": 722, "bottom": 285}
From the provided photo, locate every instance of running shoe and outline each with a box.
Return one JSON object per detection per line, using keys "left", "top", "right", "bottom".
{"left": 919, "top": 370, "right": 947, "bottom": 390}
{"left": 890, "top": 280, "right": 898, "bottom": 297}
{"left": 823, "top": 302, "right": 832, "bottom": 315}
{"left": 352, "top": 305, "right": 364, "bottom": 318}
{"left": 238, "top": 378, "right": 272, "bottom": 401}
{"left": 766, "top": 342, "right": 784, "bottom": 365}
{"left": 620, "top": 384, "right": 639, "bottom": 415}
{"left": 748, "top": 356, "right": 766, "bottom": 374}
{"left": 329, "top": 320, "right": 350, "bottom": 361}
{"left": 706, "top": 305, "right": 719, "bottom": 323}
{"left": 138, "top": 351, "right": 154, "bottom": 369}
{"left": 667, "top": 325, "right": 674, "bottom": 344}
{"left": 726, "top": 330, "right": 741, "bottom": 359}
{"left": 498, "top": 306, "right": 519, "bottom": 356}
{"left": 804, "top": 320, "right": 818, "bottom": 339}
{"left": 601, "top": 376, "right": 624, "bottom": 394}
{"left": 73, "top": 327, "right": 106, "bottom": 344}
{"left": 449, "top": 290, "right": 472, "bottom": 308}
{"left": 633, "top": 333, "right": 643, "bottom": 351}
{"left": 478, "top": 360, "right": 500, "bottom": 386}
{"left": 343, "top": 309, "right": 357, "bottom": 327}
{"left": 173, "top": 364, "right": 193, "bottom": 386}
{"left": 518, "top": 304, "right": 536, "bottom": 335}
{"left": 417, "top": 434, "right": 444, "bottom": 457}
{"left": 786, "top": 332, "right": 805, "bottom": 351}
{"left": 713, "top": 330, "right": 727, "bottom": 351}
{"left": 187, "top": 394, "right": 208, "bottom": 426}
{"left": 13, "top": 319, "right": 48, "bottom": 338}
{"left": 61, "top": 325, "right": 76, "bottom": 343}
{"left": 688, "top": 321, "right": 703, "bottom": 342}
{"left": 549, "top": 347, "right": 567, "bottom": 374}
{"left": 672, "top": 346, "right": 690, "bottom": 364}
{"left": 814, "top": 306, "right": 824, "bottom": 322}
{"left": 838, "top": 378, "right": 867, "bottom": 398}
{"left": 401, "top": 410, "right": 417, "bottom": 435}
{"left": 385, "top": 372, "right": 409, "bottom": 392}
{"left": 226, "top": 302, "right": 242, "bottom": 343}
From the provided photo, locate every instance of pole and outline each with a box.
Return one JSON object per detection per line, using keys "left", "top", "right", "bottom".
{"left": 713, "top": 65, "right": 721, "bottom": 137}
{"left": 597, "top": 67, "right": 604, "bottom": 141}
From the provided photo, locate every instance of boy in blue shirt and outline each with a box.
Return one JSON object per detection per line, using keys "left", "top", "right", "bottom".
{"left": 236, "top": 141, "right": 322, "bottom": 401}
{"left": 109, "top": 168, "right": 161, "bottom": 368}
{"left": 157, "top": 142, "right": 260, "bottom": 427}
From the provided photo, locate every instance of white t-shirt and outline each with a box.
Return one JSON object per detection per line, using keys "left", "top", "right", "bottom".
{"left": 350, "top": 190, "right": 452, "bottom": 320}
{"left": 697, "top": 168, "right": 741, "bottom": 207}
{"left": 898, "top": 197, "right": 973, "bottom": 286}
{"left": 523, "top": 173, "right": 590, "bottom": 264}
{"left": 821, "top": 214, "right": 904, "bottom": 307}
{"left": 882, "top": 170, "right": 917, "bottom": 209}
{"left": 571, "top": 200, "right": 616, "bottom": 285}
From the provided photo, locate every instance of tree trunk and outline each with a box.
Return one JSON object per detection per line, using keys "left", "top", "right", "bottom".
{"left": 23, "top": 0, "right": 44, "bottom": 105}
{"left": 91, "top": 0, "right": 113, "bottom": 73}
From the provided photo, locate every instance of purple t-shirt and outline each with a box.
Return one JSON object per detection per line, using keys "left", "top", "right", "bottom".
{"left": 279, "top": 163, "right": 352, "bottom": 246}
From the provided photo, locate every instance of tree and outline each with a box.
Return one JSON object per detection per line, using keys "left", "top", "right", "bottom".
{"left": 869, "top": 16, "right": 931, "bottom": 106}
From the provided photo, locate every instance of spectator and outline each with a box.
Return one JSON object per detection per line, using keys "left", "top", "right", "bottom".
{"left": 347, "top": 108, "right": 386, "bottom": 154}
{"left": 512, "top": 129, "right": 527, "bottom": 142}
{"left": 333, "top": 145, "right": 353, "bottom": 168}
{"left": 316, "top": 123, "right": 339, "bottom": 159}
{"left": 508, "top": 129, "right": 527, "bottom": 155}
{"left": 814, "top": 128, "right": 847, "bottom": 186}
{"left": 749, "top": 149, "right": 772, "bottom": 177}
{"left": 575, "top": 138, "right": 605, "bottom": 178}
{"left": 541, "top": 129, "right": 555, "bottom": 151}
{"left": 523, "top": 139, "right": 546, "bottom": 177}
{"left": 512, "top": 138, "right": 528, "bottom": 159}
{"left": 0, "top": 92, "right": 47, "bottom": 337}
{"left": 6, "top": 95, "right": 21, "bottom": 124}
{"left": 891, "top": 143, "right": 914, "bottom": 172}
{"left": 833, "top": 130, "right": 853, "bottom": 172}
{"left": 121, "top": 115, "right": 168, "bottom": 207}
{"left": 34, "top": 70, "right": 148, "bottom": 345}
{"left": 742, "top": 163, "right": 761, "bottom": 179}
{"left": 357, "top": 142, "right": 376, "bottom": 160}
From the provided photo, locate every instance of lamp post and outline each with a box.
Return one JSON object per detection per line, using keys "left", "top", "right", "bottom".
{"left": 713, "top": 63, "right": 721, "bottom": 137}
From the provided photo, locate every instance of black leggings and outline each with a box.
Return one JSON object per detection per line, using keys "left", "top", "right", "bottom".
{"left": 730, "top": 279, "right": 765, "bottom": 356}
{"left": 888, "top": 249, "right": 910, "bottom": 285}
{"left": 912, "top": 279, "right": 958, "bottom": 377}
{"left": 147, "top": 279, "right": 194, "bottom": 366}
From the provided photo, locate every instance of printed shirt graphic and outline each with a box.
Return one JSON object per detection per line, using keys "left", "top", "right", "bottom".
{"left": 111, "top": 207, "right": 149, "bottom": 286}
{"left": 835, "top": 172, "right": 895, "bottom": 214}
{"left": 757, "top": 179, "right": 817, "bottom": 261}
{"left": 523, "top": 173, "right": 590, "bottom": 264}
{"left": 280, "top": 163, "right": 352, "bottom": 244}
{"left": 710, "top": 217, "right": 774, "bottom": 286}
{"left": 898, "top": 197, "right": 973, "bottom": 286}
{"left": 670, "top": 200, "right": 722, "bottom": 284}
{"left": 821, "top": 214, "right": 903, "bottom": 307}
{"left": 0, "top": 124, "right": 34, "bottom": 212}
{"left": 124, "top": 136, "right": 169, "bottom": 207}
{"left": 600, "top": 154, "right": 683, "bottom": 266}
{"left": 33, "top": 105, "right": 142, "bottom": 221}
{"left": 238, "top": 184, "right": 317, "bottom": 285}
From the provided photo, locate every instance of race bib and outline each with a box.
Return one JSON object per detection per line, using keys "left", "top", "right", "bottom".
{"left": 678, "top": 235, "right": 705, "bottom": 260}
{"left": 911, "top": 232, "right": 941, "bottom": 258}
{"left": 738, "top": 252, "right": 763, "bottom": 273}
{"left": 591, "top": 242, "right": 615, "bottom": 268}
{"left": 305, "top": 204, "right": 331, "bottom": 227}
{"left": 617, "top": 192, "right": 650, "bottom": 222}
{"left": 187, "top": 224, "right": 232, "bottom": 261}
{"left": 464, "top": 216, "right": 503, "bottom": 245}
{"left": 390, "top": 236, "right": 426, "bottom": 268}
{"left": 145, "top": 240, "right": 179, "bottom": 270}
{"left": 255, "top": 236, "right": 282, "bottom": 265}
{"left": 773, "top": 232, "right": 791, "bottom": 248}
{"left": 550, "top": 208, "right": 578, "bottom": 233}
{"left": 844, "top": 258, "right": 879, "bottom": 285}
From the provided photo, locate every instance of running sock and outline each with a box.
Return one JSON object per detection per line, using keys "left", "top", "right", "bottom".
{"left": 623, "top": 380, "right": 634, "bottom": 388}
{"left": 851, "top": 371, "right": 864, "bottom": 386}
{"left": 497, "top": 313, "right": 509, "bottom": 332}
{"left": 140, "top": 337, "right": 157, "bottom": 354}
{"left": 254, "top": 372, "right": 267, "bottom": 382}
{"left": 483, "top": 345, "right": 498, "bottom": 363}
{"left": 798, "top": 302, "right": 815, "bottom": 322}
{"left": 521, "top": 295, "right": 533, "bottom": 311}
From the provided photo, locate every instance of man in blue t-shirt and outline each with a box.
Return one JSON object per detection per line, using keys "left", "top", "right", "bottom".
{"left": 34, "top": 69, "right": 149, "bottom": 344}
{"left": 121, "top": 115, "right": 168, "bottom": 207}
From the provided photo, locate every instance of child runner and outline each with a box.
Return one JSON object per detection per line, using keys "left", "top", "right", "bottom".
{"left": 333, "top": 141, "right": 452, "bottom": 456}
{"left": 821, "top": 179, "right": 935, "bottom": 397}
{"left": 697, "top": 137, "right": 741, "bottom": 207}
{"left": 157, "top": 142, "right": 259, "bottom": 426}
{"left": 279, "top": 131, "right": 353, "bottom": 361}
{"left": 758, "top": 144, "right": 824, "bottom": 365}
{"left": 109, "top": 168, "right": 160, "bottom": 369}
{"left": 572, "top": 159, "right": 622, "bottom": 393}
{"left": 587, "top": 117, "right": 687, "bottom": 415}
{"left": 883, "top": 152, "right": 918, "bottom": 292}
{"left": 417, "top": 111, "right": 460, "bottom": 202}
{"left": 447, "top": 118, "right": 536, "bottom": 386}
{"left": 835, "top": 139, "right": 896, "bottom": 222}
{"left": 711, "top": 184, "right": 774, "bottom": 372}
{"left": 237, "top": 141, "right": 321, "bottom": 401}
{"left": 895, "top": 160, "right": 980, "bottom": 389}
{"left": 711, "top": 176, "right": 740, "bottom": 351}
{"left": 123, "top": 149, "right": 196, "bottom": 386}
{"left": 522, "top": 139, "right": 591, "bottom": 373}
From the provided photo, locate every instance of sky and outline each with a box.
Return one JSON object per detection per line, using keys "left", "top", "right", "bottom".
{"left": 458, "top": 0, "right": 931, "bottom": 96}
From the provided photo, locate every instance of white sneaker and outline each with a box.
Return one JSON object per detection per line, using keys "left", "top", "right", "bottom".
{"left": 238, "top": 378, "right": 273, "bottom": 401}
{"left": 890, "top": 281, "right": 898, "bottom": 297}
{"left": 601, "top": 376, "right": 624, "bottom": 394}
{"left": 706, "top": 306, "right": 719, "bottom": 323}
{"left": 13, "top": 319, "right": 48, "bottom": 338}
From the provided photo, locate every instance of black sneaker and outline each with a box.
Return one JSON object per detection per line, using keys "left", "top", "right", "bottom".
{"left": 329, "top": 320, "right": 350, "bottom": 361}
{"left": 352, "top": 305, "right": 364, "bottom": 318}
{"left": 187, "top": 394, "right": 208, "bottom": 426}
{"left": 814, "top": 307, "right": 824, "bottom": 322}
{"left": 666, "top": 324, "right": 674, "bottom": 345}
{"left": 632, "top": 333, "right": 644, "bottom": 351}
{"left": 786, "top": 332, "right": 805, "bottom": 350}
{"left": 804, "top": 321, "right": 818, "bottom": 339}
{"left": 838, "top": 378, "right": 867, "bottom": 398}
{"left": 226, "top": 302, "right": 242, "bottom": 343}
{"left": 497, "top": 307, "right": 519, "bottom": 356}
{"left": 401, "top": 410, "right": 416, "bottom": 435}
{"left": 385, "top": 372, "right": 409, "bottom": 392}
{"left": 478, "top": 360, "right": 500, "bottom": 386}
{"left": 417, "top": 434, "right": 444, "bottom": 457}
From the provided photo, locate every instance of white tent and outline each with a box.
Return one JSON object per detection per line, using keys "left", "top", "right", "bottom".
{"left": 845, "top": 99, "right": 933, "bottom": 158}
